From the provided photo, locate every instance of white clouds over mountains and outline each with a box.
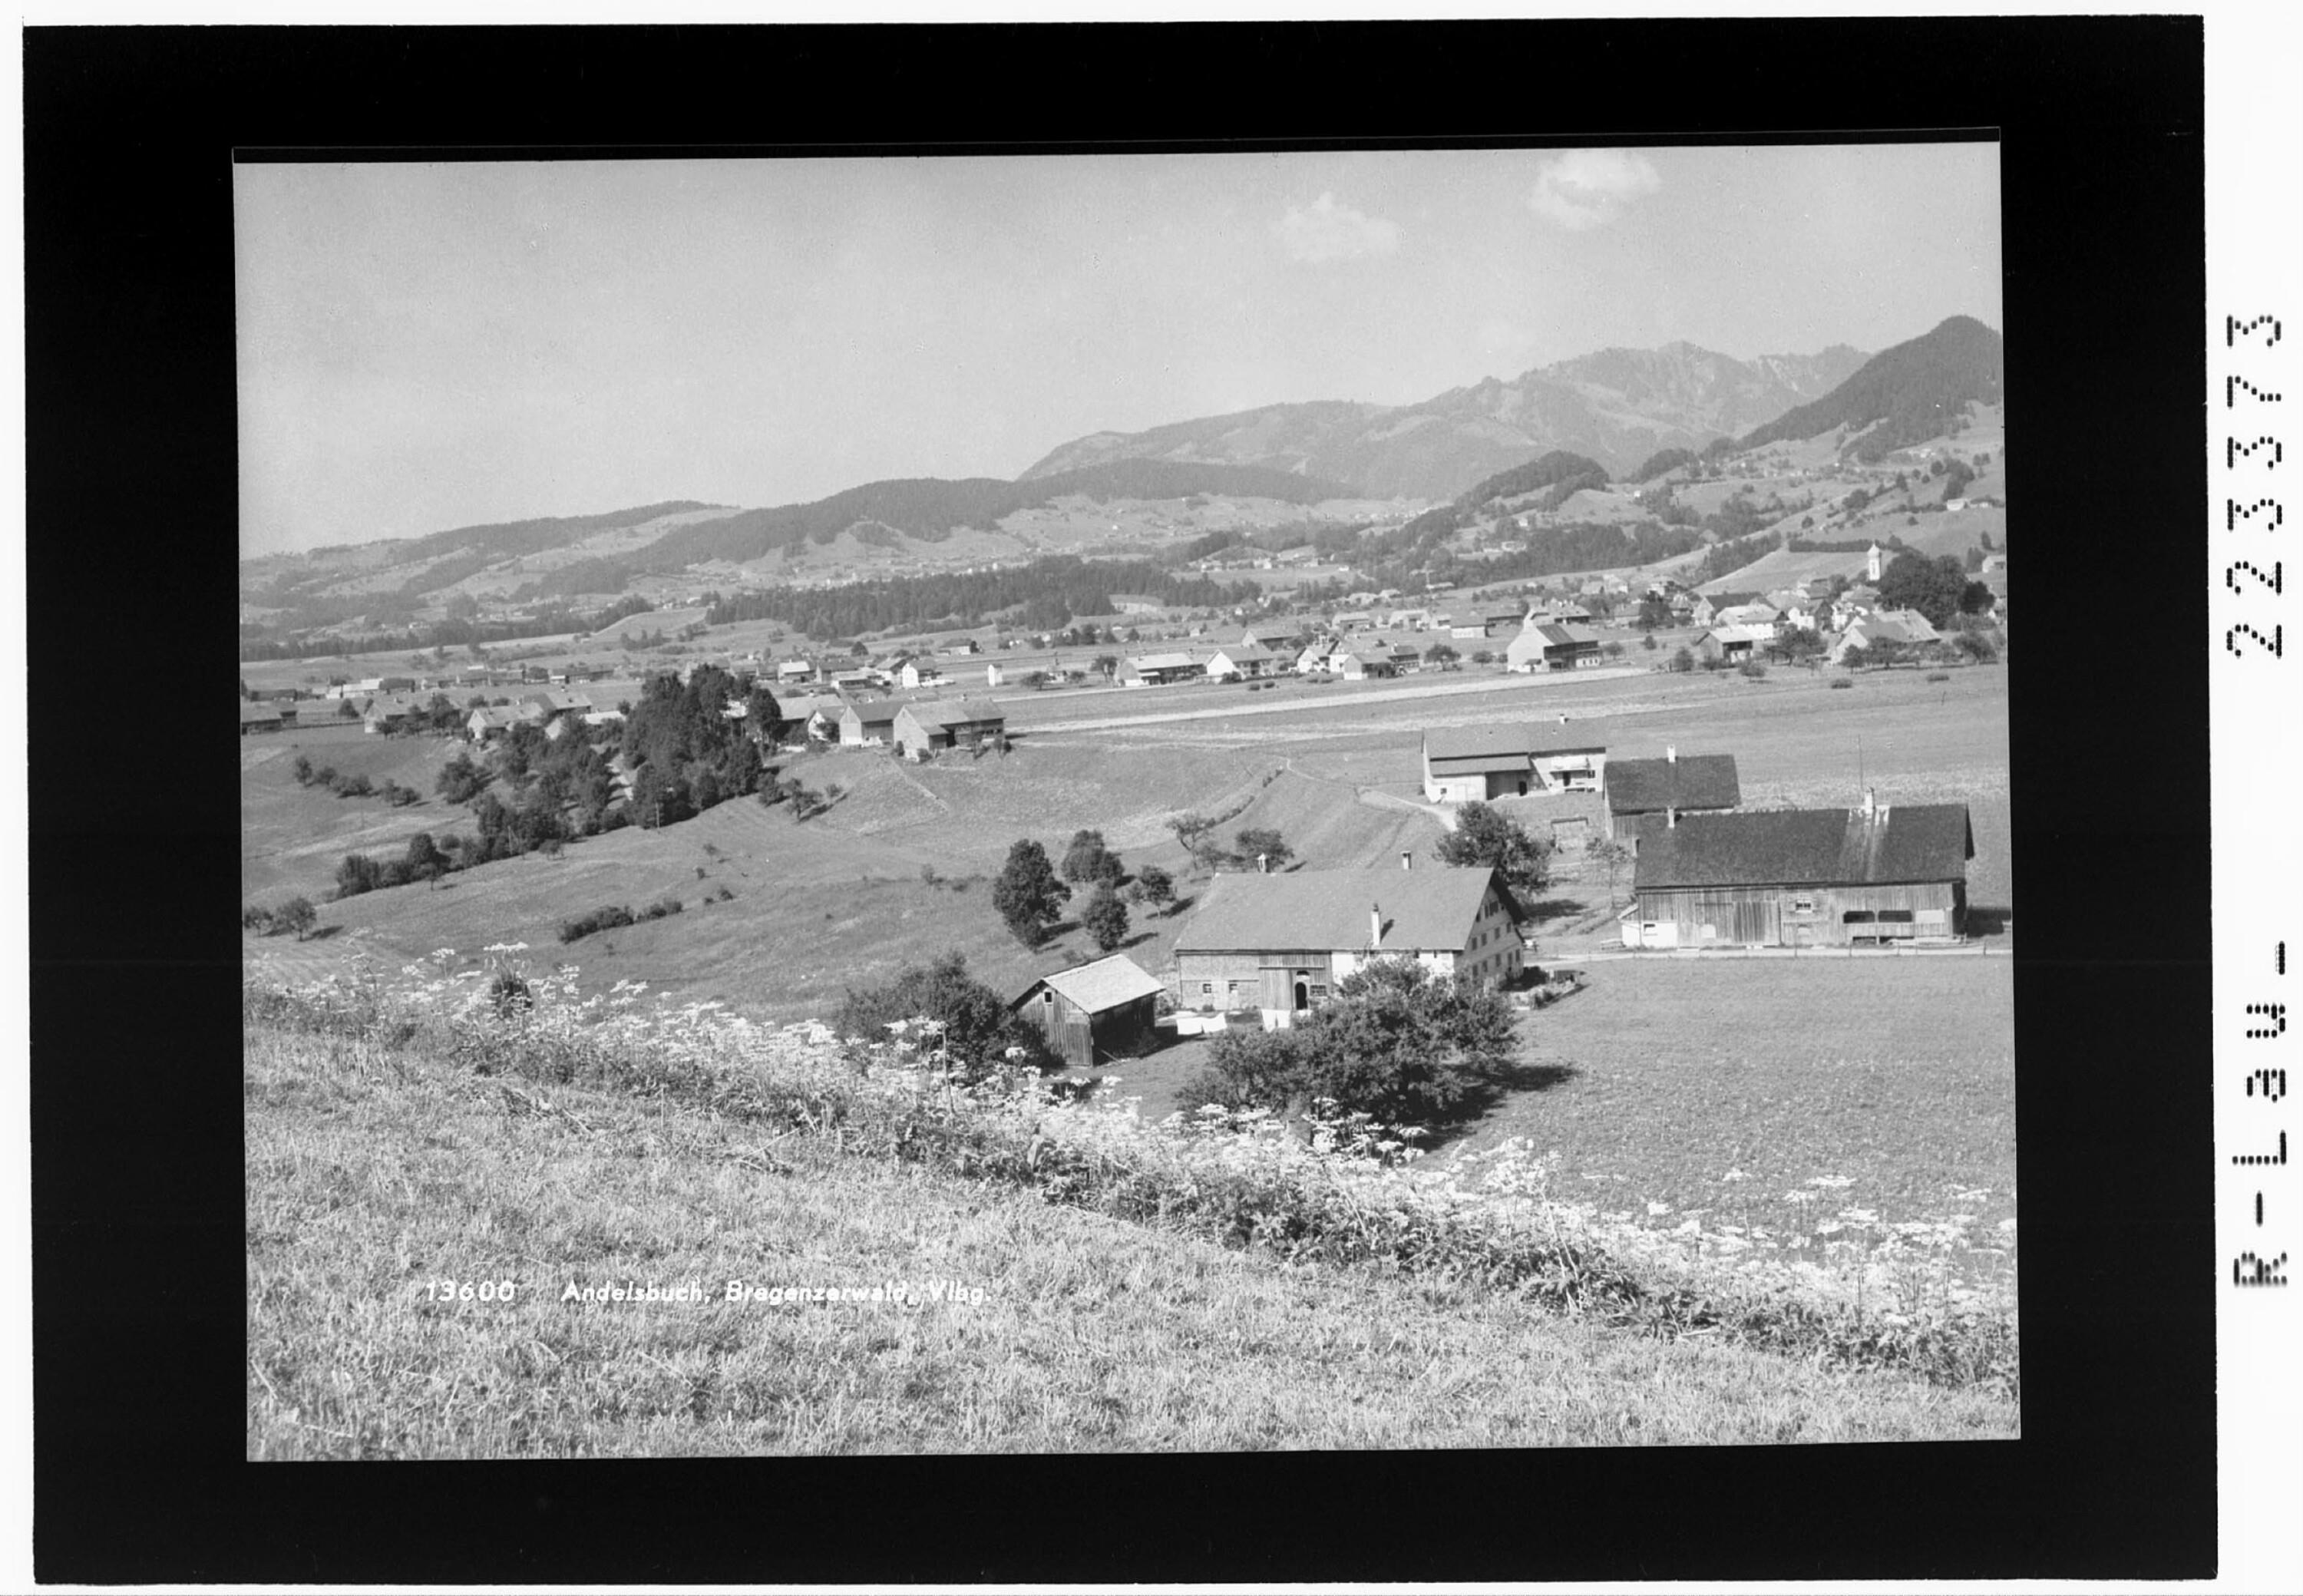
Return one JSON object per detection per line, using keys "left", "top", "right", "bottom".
{"left": 1528, "top": 149, "right": 1662, "bottom": 231}
{"left": 1274, "top": 191, "right": 1401, "bottom": 263}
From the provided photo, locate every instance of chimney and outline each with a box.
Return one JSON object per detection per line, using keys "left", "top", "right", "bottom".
{"left": 1401, "top": 851, "right": 1413, "bottom": 871}
{"left": 1667, "top": 745, "right": 1677, "bottom": 763}
{"left": 1370, "top": 903, "right": 1383, "bottom": 949}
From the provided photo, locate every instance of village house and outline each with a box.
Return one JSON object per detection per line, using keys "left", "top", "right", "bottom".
{"left": 239, "top": 702, "right": 285, "bottom": 735}
{"left": 775, "top": 658, "right": 815, "bottom": 685}
{"left": 1009, "top": 954, "right": 1166, "bottom": 1068}
{"left": 1713, "top": 600, "right": 1781, "bottom": 631}
{"left": 1622, "top": 793, "right": 1974, "bottom": 949}
{"left": 1689, "top": 593, "right": 1759, "bottom": 629}
{"left": 1337, "top": 648, "right": 1400, "bottom": 681}
{"left": 890, "top": 699, "right": 1006, "bottom": 760}
{"left": 1420, "top": 723, "right": 1607, "bottom": 802}
{"left": 1505, "top": 622, "right": 1603, "bottom": 672}
{"left": 1170, "top": 862, "right": 1526, "bottom": 1028}
{"left": 1330, "top": 610, "right": 1376, "bottom": 631}
{"left": 1694, "top": 623, "right": 1772, "bottom": 666}
{"left": 838, "top": 698, "right": 905, "bottom": 746}
{"left": 1601, "top": 747, "right": 1743, "bottom": 841}
{"left": 1244, "top": 626, "right": 1300, "bottom": 653}
{"left": 1204, "top": 643, "right": 1279, "bottom": 681}
{"left": 897, "top": 661, "right": 947, "bottom": 691}
{"left": 465, "top": 705, "right": 523, "bottom": 742}
{"left": 759, "top": 692, "right": 841, "bottom": 747}
{"left": 1827, "top": 614, "right": 1931, "bottom": 666}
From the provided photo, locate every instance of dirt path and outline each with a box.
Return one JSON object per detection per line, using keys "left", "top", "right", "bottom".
{"left": 1021, "top": 666, "right": 1649, "bottom": 735}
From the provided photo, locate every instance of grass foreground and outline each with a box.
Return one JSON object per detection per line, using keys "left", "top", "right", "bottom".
{"left": 246, "top": 959, "right": 2018, "bottom": 1457}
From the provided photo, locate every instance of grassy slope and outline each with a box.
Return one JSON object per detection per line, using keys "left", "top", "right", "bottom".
{"left": 246, "top": 1019, "right": 2017, "bottom": 1457}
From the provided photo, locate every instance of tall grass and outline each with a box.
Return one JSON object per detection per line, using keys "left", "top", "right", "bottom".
{"left": 245, "top": 952, "right": 2017, "bottom": 1399}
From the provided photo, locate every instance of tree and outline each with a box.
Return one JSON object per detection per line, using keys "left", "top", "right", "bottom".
{"left": 1587, "top": 838, "right": 1632, "bottom": 909}
{"left": 1670, "top": 646, "right": 1696, "bottom": 674}
{"left": 1636, "top": 594, "right": 1673, "bottom": 630}
{"left": 1234, "top": 827, "right": 1293, "bottom": 871}
{"left": 1165, "top": 811, "right": 1222, "bottom": 869}
{"left": 1061, "top": 828, "right": 1118, "bottom": 884}
{"left": 275, "top": 896, "right": 318, "bottom": 940}
{"left": 403, "top": 831, "right": 449, "bottom": 887}
{"left": 1079, "top": 882, "right": 1130, "bottom": 952}
{"left": 1092, "top": 653, "right": 1119, "bottom": 684}
{"left": 834, "top": 950, "right": 1059, "bottom": 1079}
{"left": 1878, "top": 551, "right": 1971, "bottom": 628}
{"left": 1424, "top": 643, "right": 1459, "bottom": 669}
{"left": 1130, "top": 863, "right": 1176, "bottom": 915}
{"left": 1181, "top": 957, "right": 1518, "bottom": 1125}
{"left": 1432, "top": 801, "right": 1551, "bottom": 895}
{"left": 992, "top": 838, "right": 1070, "bottom": 947}
{"left": 438, "top": 749, "right": 490, "bottom": 805}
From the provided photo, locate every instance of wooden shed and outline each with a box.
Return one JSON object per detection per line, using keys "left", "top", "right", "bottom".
{"left": 1624, "top": 795, "right": 1974, "bottom": 949}
{"left": 1010, "top": 954, "right": 1165, "bottom": 1067}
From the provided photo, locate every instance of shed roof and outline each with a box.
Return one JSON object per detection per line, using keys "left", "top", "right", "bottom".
{"left": 1529, "top": 623, "right": 1600, "bottom": 648}
{"left": 899, "top": 697, "right": 1006, "bottom": 729}
{"left": 1424, "top": 725, "right": 1606, "bottom": 768}
{"left": 1174, "top": 866, "right": 1512, "bottom": 955}
{"left": 1130, "top": 651, "right": 1203, "bottom": 672}
{"left": 1633, "top": 804, "right": 1974, "bottom": 891}
{"left": 1605, "top": 754, "right": 1743, "bottom": 815}
{"left": 1016, "top": 953, "right": 1166, "bottom": 1016}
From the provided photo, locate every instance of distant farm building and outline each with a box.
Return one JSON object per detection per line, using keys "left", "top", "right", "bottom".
{"left": 891, "top": 699, "right": 1006, "bottom": 759}
{"left": 1623, "top": 795, "right": 1974, "bottom": 949}
{"left": 1601, "top": 748, "right": 1743, "bottom": 840}
{"left": 465, "top": 706, "right": 522, "bottom": 742}
{"left": 1128, "top": 652, "right": 1206, "bottom": 686}
{"left": 1337, "top": 649, "right": 1400, "bottom": 681}
{"left": 1204, "top": 643, "right": 1279, "bottom": 681}
{"left": 1421, "top": 723, "right": 1607, "bottom": 803}
{"left": 1505, "top": 622, "right": 1603, "bottom": 672}
{"left": 1171, "top": 864, "right": 1525, "bottom": 1028}
{"left": 838, "top": 699, "right": 904, "bottom": 746}
{"left": 239, "top": 702, "right": 285, "bottom": 735}
{"left": 1010, "top": 954, "right": 1165, "bottom": 1068}
{"left": 1694, "top": 624, "right": 1771, "bottom": 666}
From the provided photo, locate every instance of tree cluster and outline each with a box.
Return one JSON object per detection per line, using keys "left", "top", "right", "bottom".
{"left": 1178, "top": 957, "right": 1519, "bottom": 1125}
{"left": 834, "top": 951, "right": 1061, "bottom": 1079}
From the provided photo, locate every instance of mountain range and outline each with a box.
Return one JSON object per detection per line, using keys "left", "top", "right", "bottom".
{"left": 1018, "top": 340, "right": 1872, "bottom": 501}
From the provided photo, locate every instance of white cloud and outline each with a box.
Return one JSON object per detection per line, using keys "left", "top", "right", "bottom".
{"left": 1274, "top": 191, "right": 1401, "bottom": 263}
{"left": 1528, "top": 149, "right": 1662, "bottom": 232}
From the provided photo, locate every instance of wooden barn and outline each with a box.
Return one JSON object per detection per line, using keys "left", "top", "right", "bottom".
{"left": 1010, "top": 954, "right": 1165, "bottom": 1067}
{"left": 1602, "top": 747, "right": 1743, "bottom": 840}
{"left": 1421, "top": 723, "right": 1607, "bottom": 803}
{"left": 1623, "top": 795, "right": 1974, "bottom": 949}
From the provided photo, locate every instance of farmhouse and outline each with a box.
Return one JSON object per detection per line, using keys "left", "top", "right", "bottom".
{"left": 890, "top": 698, "right": 1006, "bottom": 759}
{"left": 838, "top": 698, "right": 905, "bottom": 746}
{"left": 1694, "top": 623, "right": 1771, "bottom": 665}
{"left": 1505, "top": 622, "right": 1602, "bottom": 672}
{"left": 897, "top": 662, "right": 947, "bottom": 691}
{"left": 1128, "top": 652, "right": 1206, "bottom": 686}
{"left": 775, "top": 659, "right": 816, "bottom": 684}
{"left": 1009, "top": 953, "right": 1165, "bottom": 1068}
{"left": 1601, "top": 748, "right": 1743, "bottom": 840}
{"left": 1420, "top": 723, "right": 1607, "bottom": 802}
{"left": 1171, "top": 864, "right": 1525, "bottom": 1028}
{"left": 1204, "top": 643, "right": 1279, "bottom": 681}
{"left": 762, "top": 692, "right": 841, "bottom": 745}
{"left": 1337, "top": 649, "right": 1399, "bottom": 681}
{"left": 239, "top": 702, "right": 284, "bottom": 735}
{"left": 1243, "top": 626, "right": 1299, "bottom": 652}
{"left": 1622, "top": 794, "right": 1974, "bottom": 949}
{"left": 465, "top": 705, "right": 523, "bottom": 742}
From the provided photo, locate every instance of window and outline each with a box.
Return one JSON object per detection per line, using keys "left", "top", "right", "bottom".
{"left": 1877, "top": 909, "right": 1914, "bottom": 924}
{"left": 1842, "top": 910, "right": 1875, "bottom": 924}
{"left": 1042, "top": 991, "right": 1055, "bottom": 1006}
{"left": 1200, "top": 982, "right": 1212, "bottom": 996}
{"left": 1792, "top": 897, "right": 1815, "bottom": 914}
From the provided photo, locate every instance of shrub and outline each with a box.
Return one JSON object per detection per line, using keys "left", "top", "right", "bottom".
{"left": 1669, "top": 647, "right": 1695, "bottom": 674}
{"left": 1737, "top": 660, "right": 1767, "bottom": 679}
{"left": 1829, "top": 679, "right": 1854, "bottom": 690}
{"left": 334, "top": 772, "right": 375, "bottom": 798}
{"left": 640, "top": 896, "right": 684, "bottom": 921}
{"left": 558, "top": 904, "right": 636, "bottom": 943}
{"left": 1180, "top": 958, "right": 1518, "bottom": 1126}
{"left": 1927, "top": 671, "right": 1952, "bottom": 683}
{"left": 290, "top": 755, "right": 315, "bottom": 786}
{"left": 241, "top": 904, "right": 274, "bottom": 933}
{"left": 834, "top": 950, "right": 1059, "bottom": 1078}
{"left": 1080, "top": 882, "right": 1130, "bottom": 952}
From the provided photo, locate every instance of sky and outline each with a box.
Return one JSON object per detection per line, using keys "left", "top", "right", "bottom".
{"left": 235, "top": 144, "right": 2001, "bottom": 556}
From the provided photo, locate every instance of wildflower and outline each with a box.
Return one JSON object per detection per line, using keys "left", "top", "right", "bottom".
{"left": 1721, "top": 1168, "right": 1748, "bottom": 1181}
{"left": 1644, "top": 1201, "right": 1671, "bottom": 1217}
{"left": 1838, "top": 1208, "right": 1879, "bottom": 1225}
{"left": 1806, "top": 1175, "right": 1855, "bottom": 1190}
{"left": 1817, "top": 1220, "right": 1844, "bottom": 1235}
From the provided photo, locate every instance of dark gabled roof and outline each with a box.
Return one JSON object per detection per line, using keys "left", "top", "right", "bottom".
{"left": 1605, "top": 754, "right": 1743, "bottom": 815}
{"left": 1423, "top": 723, "right": 1606, "bottom": 769}
{"left": 1633, "top": 805, "right": 1974, "bottom": 891}
{"left": 1174, "top": 867, "right": 1515, "bottom": 954}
